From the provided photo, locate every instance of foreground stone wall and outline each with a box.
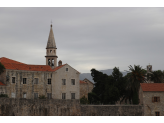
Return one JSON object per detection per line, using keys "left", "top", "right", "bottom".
{"left": 0, "top": 98, "right": 143, "bottom": 116}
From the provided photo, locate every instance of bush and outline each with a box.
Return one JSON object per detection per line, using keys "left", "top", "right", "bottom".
{"left": 0, "top": 94, "right": 8, "bottom": 98}
{"left": 80, "top": 96, "right": 88, "bottom": 104}
{"left": 39, "top": 95, "right": 46, "bottom": 99}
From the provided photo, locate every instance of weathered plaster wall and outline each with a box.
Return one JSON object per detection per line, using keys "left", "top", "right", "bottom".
{"left": 1, "top": 69, "right": 52, "bottom": 99}
{"left": 0, "top": 98, "right": 143, "bottom": 116}
{"left": 142, "top": 92, "right": 164, "bottom": 116}
{"left": 53, "top": 64, "right": 80, "bottom": 99}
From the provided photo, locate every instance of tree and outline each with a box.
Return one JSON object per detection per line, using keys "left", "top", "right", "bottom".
{"left": 147, "top": 70, "right": 164, "bottom": 83}
{"left": 125, "top": 65, "right": 147, "bottom": 104}
{"left": 80, "top": 96, "right": 88, "bottom": 104}
{"left": 90, "top": 67, "right": 127, "bottom": 104}
{"left": 0, "top": 62, "right": 5, "bottom": 75}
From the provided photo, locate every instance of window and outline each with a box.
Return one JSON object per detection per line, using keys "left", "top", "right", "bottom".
{"left": 152, "top": 97, "right": 160, "bottom": 102}
{"left": 50, "top": 50, "right": 52, "bottom": 53}
{"left": 62, "top": 79, "right": 66, "bottom": 85}
{"left": 71, "top": 79, "right": 75, "bottom": 85}
{"left": 62, "top": 93, "right": 66, "bottom": 99}
{"left": 71, "top": 93, "right": 75, "bottom": 99}
{"left": 34, "top": 93, "right": 38, "bottom": 99}
{"left": 34, "top": 78, "right": 38, "bottom": 84}
{"left": 11, "top": 92, "right": 15, "bottom": 98}
{"left": 23, "top": 78, "right": 27, "bottom": 84}
{"left": 48, "top": 79, "right": 51, "bottom": 84}
{"left": 47, "top": 93, "right": 52, "bottom": 99}
{"left": 66, "top": 68, "right": 68, "bottom": 71}
{"left": 155, "top": 112, "right": 160, "bottom": 116}
{"left": 23, "top": 93, "right": 27, "bottom": 98}
{"left": 12, "top": 77, "right": 15, "bottom": 83}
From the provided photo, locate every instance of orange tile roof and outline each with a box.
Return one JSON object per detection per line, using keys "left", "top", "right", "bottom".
{"left": 0, "top": 57, "right": 66, "bottom": 72}
{"left": 0, "top": 82, "right": 5, "bottom": 86}
{"left": 140, "top": 83, "right": 164, "bottom": 92}
{"left": 0, "top": 57, "right": 26, "bottom": 64}
{"left": 80, "top": 80, "right": 87, "bottom": 84}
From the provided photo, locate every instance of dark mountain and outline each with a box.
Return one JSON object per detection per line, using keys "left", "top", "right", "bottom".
{"left": 80, "top": 69, "right": 128, "bottom": 83}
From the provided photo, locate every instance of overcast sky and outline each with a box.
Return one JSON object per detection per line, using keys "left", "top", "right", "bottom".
{"left": 0, "top": 7, "right": 164, "bottom": 73}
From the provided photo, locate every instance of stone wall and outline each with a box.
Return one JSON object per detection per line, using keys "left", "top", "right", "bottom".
{"left": 142, "top": 91, "right": 164, "bottom": 116}
{"left": 0, "top": 98, "right": 143, "bottom": 116}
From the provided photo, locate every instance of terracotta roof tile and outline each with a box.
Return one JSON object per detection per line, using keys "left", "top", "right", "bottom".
{"left": 80, "top": 80, "right": 87, "bottom": 84}
{"left": 140, "top": 83, "right": 164, "bottom": 92}
{"left": 0, "top": 57, "right": 26, "bottom": 64}
{"left": 0, "top": 57, "right": 70, "bottom": 72}
{"left": 0, "top": 82, "right": 5, "bottom": 86}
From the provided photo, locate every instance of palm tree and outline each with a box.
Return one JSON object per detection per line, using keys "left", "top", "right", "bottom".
{"left": 147, "top": 70, "right": 164, "bottom": 83}
{"left": 125, "top": 65, "right": 147, "bottom": 104}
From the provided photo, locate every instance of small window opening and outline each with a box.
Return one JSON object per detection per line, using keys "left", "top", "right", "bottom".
{"left": 23, "top": 93, "right": 27, "bottom": 98}
{"left": 71, "top": 93, "right": 75, "bottom": 99}
{"left": 34, "top": 78, "right": 38, "bottom": 84}
{"left": 71, "top": 79, "right": 75, "bottom": 85}
{"left": 48, "top": 79, "right": 51, "bottom": 85}
{"left": 47, "top": 93, "right": 52, "bottom": 99}
{"left": 12, "top": 77, "right": 15, "bottom": 83}
{"left": 62, "top": 79, "right": 66, "bottom": 85}
{"left": 54, "top": 50, "right": 55, "bottom": 53}
{"left": 50, "top": 50, "right": 52, "bottom": 53}
{"left": 48, "top": 59, "right": 51, "bottom": 66}
{"left": 23, "top": 78, "right": 27, "bottom": 84}
{"left": 66, "top": 68, "right": 68, "bottom": 71}
{"left": 155, "top": 112, "right": 160, "bottom": 116}
{"left": 62, "top": 93, "right": 66, "bottom": 99}
{"left": 52, "top": 59, "right": 54, "bottom": 67}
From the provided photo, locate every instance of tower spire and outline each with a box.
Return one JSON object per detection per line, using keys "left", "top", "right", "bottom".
{"left": 46, "top": 24, "right": 56, "bottom": 49}
{"left": 45, "top": 24, "right": 58, "bottom": 69}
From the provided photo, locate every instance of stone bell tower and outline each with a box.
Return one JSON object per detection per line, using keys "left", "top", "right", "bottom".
{"left": 45, "top": 24, "right": 58, "bottom": 69}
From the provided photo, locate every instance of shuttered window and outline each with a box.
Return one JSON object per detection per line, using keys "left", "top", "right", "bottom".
{"left": 152, "top": 97, "right": 160, "bottom": 102}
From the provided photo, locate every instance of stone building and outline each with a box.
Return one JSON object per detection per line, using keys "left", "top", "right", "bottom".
{"left": 139, "top": 83, "right": 164, "bottom": 116}
{"left": 80, "top": 78, "right": 94, "bottom": 99}
{"left": 0, "top": 24, "right": 80, "bottom": 99}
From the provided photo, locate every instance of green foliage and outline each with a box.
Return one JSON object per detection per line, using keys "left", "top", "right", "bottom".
{"left": 0, "top": 94, "right": 8, "bottom": 98}
{"left": 80, "top": 96, "right": 88, "bottom": 104}
{"left": 39, "top": 95, "right": 46, "bottom": 99}
{"left": 147, "top": 70, "right": 164, "bottom": 83}
{"left": 90, "top": 67, "right": 127, "bottom": 104}
{"left": 124, "top": 65, "right": 146, "bottom": 104}
{"left": 132, "top": 90, "right": 139, "bottom": 104}
{"left": 88, "top": 92, "right": 100, "bottom": 104}
{"left": 0, "top": 62, "right": 5, "bottom": 75}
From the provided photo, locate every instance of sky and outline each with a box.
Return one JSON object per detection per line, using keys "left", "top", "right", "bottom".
{"left": 0, "top": 7, "right": 164, "bottom": 73}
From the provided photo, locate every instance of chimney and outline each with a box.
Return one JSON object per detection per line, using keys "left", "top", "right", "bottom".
{"left": 58, "top": 60, "right": 62, "bottom": 66}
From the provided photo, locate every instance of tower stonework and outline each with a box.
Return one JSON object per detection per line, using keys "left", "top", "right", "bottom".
{"left": 45, "top": 24, "right": 58, "bottom": 69}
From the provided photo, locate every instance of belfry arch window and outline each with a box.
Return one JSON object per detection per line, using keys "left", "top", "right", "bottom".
{"left": 52, "top": 59, "right": 54, "bottom": 67}
{"left": 48, "top": 59, "right": 51, "bottom": 66}
{"left": 50, "top": 50, "right": 52, "bottom": 53}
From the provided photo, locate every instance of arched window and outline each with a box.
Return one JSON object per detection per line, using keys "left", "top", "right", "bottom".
{"left": 48, "top": 59, "right": 51, "bottom": 66}
{"left": 50, "top": 50, "right": 52, "bottom": 53}
{"left": 52, "top": 59, "right": 54, "bottom": 67}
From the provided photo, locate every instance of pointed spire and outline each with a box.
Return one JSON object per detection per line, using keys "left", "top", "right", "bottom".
{"left": 46, "top": 24, "right": 56, "bottom": 49}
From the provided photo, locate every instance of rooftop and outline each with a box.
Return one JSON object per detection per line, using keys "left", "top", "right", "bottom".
{"left": 140, "top": 83, "right": 164, "bottom": 92}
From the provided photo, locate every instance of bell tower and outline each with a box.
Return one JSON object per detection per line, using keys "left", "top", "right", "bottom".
{"left": 45, "top": 24, "right": 58, "bottom": 69}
